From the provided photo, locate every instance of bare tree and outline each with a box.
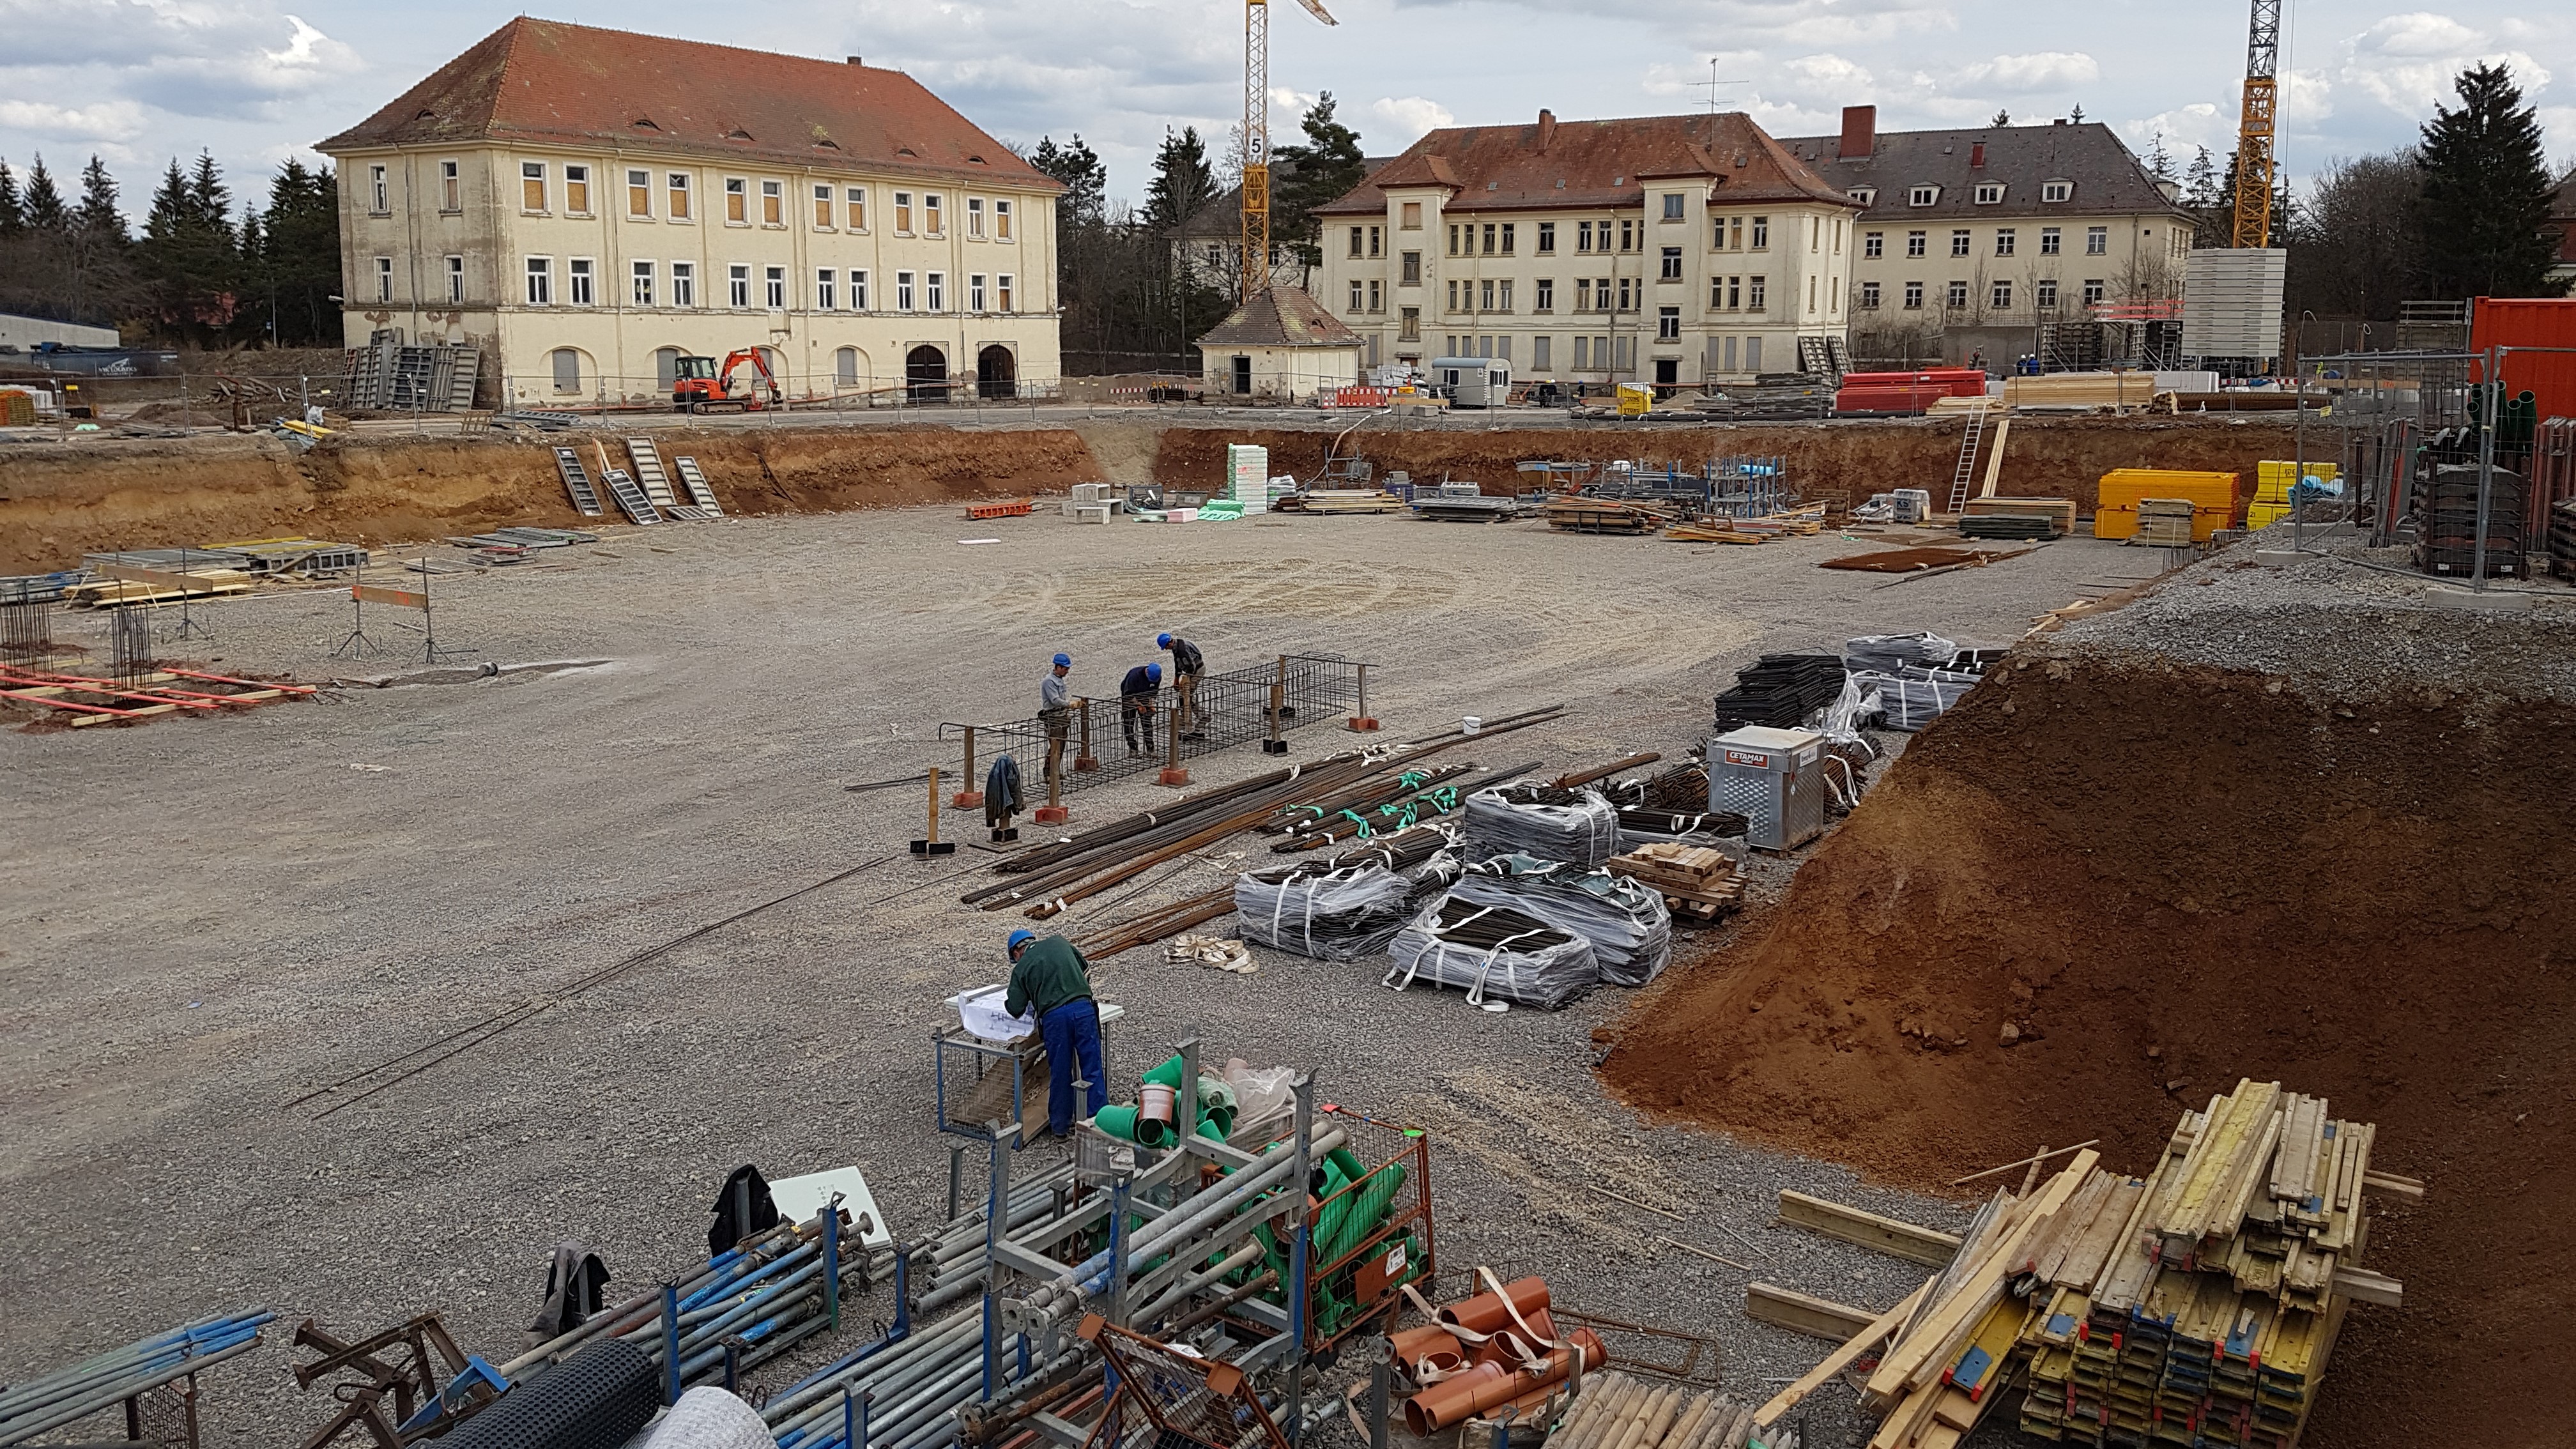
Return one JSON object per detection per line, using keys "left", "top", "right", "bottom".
{"left": 2286, "top": 152, "right": 2423, "bottom": 322}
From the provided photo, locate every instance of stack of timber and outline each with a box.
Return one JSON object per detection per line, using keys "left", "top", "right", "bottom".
{"left": 1296, "top": 488, "right": 1408, "bottom": 514}
{"left": 1542, "top": 1373, "right": 1788, "bottom": 1449}
{"left": 1687, "top": 373, "right": 1837, "bottom": 421}
{"left": 1412, "top": 482, "right": 1521, "bottom": 523}
{"left": 1959, "top": 514, "right": 2056, "bottom": 542}
{"left": 1549, "top": 496, "right": 1675, "bottom": 534}
{"left": 1750, "top": 1080, "right": 2416, "bottom": 1449}
{"left": 1959, "top": 498, "right": 2076, "bottom": 537}
{"left": 1997, "top": 372, "right": 2167, "bottom": 413}
{"left": 1667, "top": 520, "right": 1770, "bottom": 544}
{"left": 1605, "top": 841, "right": 1742, "bottom": 921}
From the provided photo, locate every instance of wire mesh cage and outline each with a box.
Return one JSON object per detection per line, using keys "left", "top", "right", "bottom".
{"left": 945, "top": 655, "right": 1373, "bottom": 797}
{"left": 1301, "top": 1107, "right": 1436, "bottom": 1351}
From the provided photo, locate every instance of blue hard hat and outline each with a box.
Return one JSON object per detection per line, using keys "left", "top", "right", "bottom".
{"left": 1008, "top": 929, "right": 1038, "bottom": 956}
{"left": 1157, "top": 632, "right": 1174, "bottom": 649}
{"left": 1052, "top": 653, "right": 1070, "bottom": 668}
{"left": 1146, "top": 663, "right": 1162, "bottom": 683}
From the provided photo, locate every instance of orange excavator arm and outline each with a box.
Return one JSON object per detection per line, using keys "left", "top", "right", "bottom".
{"left": 721, "top": 349, "right": 782, "bottom": 402}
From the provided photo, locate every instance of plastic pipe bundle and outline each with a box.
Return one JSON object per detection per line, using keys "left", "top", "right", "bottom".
{"left": 1383, "top": 896, "right": 1599, "bottom": 1009}
{"left": 1233, "top": 853, "right": 1457, "bottom": 960}
{"left": 1448, "top": 853, "right": 1673, "bottom": 986}
{"left": 1461, "top": 785, "right": 1621, "bottom": 867}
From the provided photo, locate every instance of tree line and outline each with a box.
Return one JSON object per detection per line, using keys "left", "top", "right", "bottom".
{"left": 0, "top": 151, "right": 341, "bottom": 349}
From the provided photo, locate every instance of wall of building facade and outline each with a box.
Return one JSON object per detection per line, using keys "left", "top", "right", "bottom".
{"left": 1316, "top": 186, "right": 1855, "bottom": 386}
{"left": 332, "top": 144, "right": 1061, "bottom": 402}
{"left": 1844, "top": 211, "right": 2188, "bottom": 364}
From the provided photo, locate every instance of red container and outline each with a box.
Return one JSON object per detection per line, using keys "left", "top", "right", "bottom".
{"left": 1834, "top": 368, "right": 1989, "bottom": 416}
{"left": 2471, "top": 297, "right": 2576, "bottom": 425}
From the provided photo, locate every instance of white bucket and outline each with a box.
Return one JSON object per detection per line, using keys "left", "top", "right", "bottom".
{"left": 1462, "top": 716, "right": 1482, "bottom": 734}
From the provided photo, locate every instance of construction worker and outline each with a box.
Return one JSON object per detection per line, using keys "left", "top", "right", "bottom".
{"left": 1119, "top": 661, "right": 1162, "bottom": 756}
{"left": 1039, "top": 652, "right": 1073, "bottom": 783}
{"left": 1006, "top": 928, "right": 1103, "bottom": 1138}
{"left": 1158, "top": 632, "right": 1206, "bottom": 740}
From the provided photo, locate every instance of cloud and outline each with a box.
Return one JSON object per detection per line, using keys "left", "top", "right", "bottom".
{"left": 1370, "top": 95, "right": 1453, "bottom": 144}
{"left": 0, "top": 3, "right": 360, "bottom": 119}
{"left": 2333, "top": 13, "right": 2552, "bottom": 117}
{"left": 1956, "top": 51, "right": 2099, "bottom": 93}
{"left": 0, "top": 98, "right": 149, "bottom": 143}
{"left": 2119, "top": 103, "right": 2230, "bottom": 160}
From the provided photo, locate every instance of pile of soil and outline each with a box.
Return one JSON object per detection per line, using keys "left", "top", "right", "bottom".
{"left": 1601, "top": 650, "right": 2575, "bottom": 1448}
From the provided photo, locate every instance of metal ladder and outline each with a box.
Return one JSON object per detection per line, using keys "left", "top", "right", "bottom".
{"left": 624, "top": 439, "right": 678, "bottom": 508}
{"left": 551, "top": 447, "right": 604, "bottom": 517}
{"left": 601, "top": 468, "right": 661, "bottom": 525}
{"left": 673, "top": 457, "right": 723, "bottom": 516}
{"left": 1945, "top": 406, "right": 1989, "bottom": 516}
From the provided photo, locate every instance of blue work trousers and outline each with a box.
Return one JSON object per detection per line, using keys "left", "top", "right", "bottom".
{"left": 1039, "top": 998, "right": 1106, "bottom": 1136}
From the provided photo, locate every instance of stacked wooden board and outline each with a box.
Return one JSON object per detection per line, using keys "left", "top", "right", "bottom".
{"left": 1751, "top": 1080, "right": 2414, "bottom": 1449}
{"left": 1544, "top": 1372, "right": 1790, "bottom": 1449}
{"left": 1605, "top": 841, "right": 1742, "bottom": 921}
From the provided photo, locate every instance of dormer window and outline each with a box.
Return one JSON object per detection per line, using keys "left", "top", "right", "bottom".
{"left": 1908, "top": 185, "right": 1938, "bottom": 206}
{"left": 1846, "top": 187, "right": 1877, "bottom": 206}
{"left": 2042, "top": 180, "right": 2073, "bottom": 203}
{"left": 1974, "top": 183, "right": 2005, "bottom": 204}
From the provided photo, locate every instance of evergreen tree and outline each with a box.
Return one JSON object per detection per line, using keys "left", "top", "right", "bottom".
{"left": 1029, "top": 135, "right": 1106, "bottom": 231}
{"left": 1142, "top": 126, "right": 1220, "bottom": 236}
{"left": 1271, "top": 92, "right": 1367, "bottom": 269}
{"left": 63, "top": 155, "right": 137, "bottom": 328}
{"left": 2415, "top": 61, "right": 2559, "bottom": 298}
{"left": 24, "top": 155, "right": 68, "bottom": 231}
{"left": 2145, "top": 132, "right": 2175, "bottom": 184}
{"left": 0, "top": 160, "right": 24, "bottom": 237}
{"left": 2184, "top": 146, "right": 2220, "bottom": 208}
{"left": 141, "top": 152, "right": 244, "bottom": 343}
{"left": 1991, "top": 109, "right": 2011, "bottom": 127}
{"left": 256, "top": 159, "right": 341, "bottom": 346}
{"left": 75, "top": 157, "right": 127, "bottom": 241}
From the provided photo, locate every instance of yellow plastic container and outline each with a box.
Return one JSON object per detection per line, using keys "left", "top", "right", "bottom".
{"left": 2255, "top": 460, "right": 2340, "bottom": 504}
{"left": 2094, "top": 469, "right": 2239, "bottom": 540}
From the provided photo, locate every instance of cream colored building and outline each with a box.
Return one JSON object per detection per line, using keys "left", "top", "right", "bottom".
{"left": 1312, "top": 110, "right": 1864, "bottom": 388}
{"left": 319, "top": 19, "right": 1062, "bottom": 406}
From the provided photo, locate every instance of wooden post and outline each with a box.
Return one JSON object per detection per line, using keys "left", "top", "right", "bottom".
{"left": 1075, "top": 697, "right": 1100, "bottom": 772}
{"left": 1349, "top": 661, "right": 1379, "bottom": 730}
{"left": 1035, "top": 739, "right": 1070, "bottom": 824}
{"left": 1156, "top": 700, "right": 1190, "bottom": 787}
{"left": 953, "top": 725, "right": 984, "bottom": 808}
{"left": 912, "top": 767, "right": 956, "bottom": 855}
{"left": 1262, "top": 654, "right": 1289, "bottom": 755}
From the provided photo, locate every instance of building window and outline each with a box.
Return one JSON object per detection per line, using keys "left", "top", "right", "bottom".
{"left": 1350, "top": 227, "right": 1365, "bottom": 258}
{"left": 1810, "top": 215, "right": 1821, "bottom": 252}
{"left": 2087, "top": 226, "right": 2108, "bottom": 255}
{"left": 1536, "top": 221, "right": 1555, "bottom": 254}
{"left": 927, "top": 271, "right": 946, "bottom": 310}
{"left": 1350, "top": 279, "right": 1365, "bottom": 313}
{"left": 1860, "top": 280, "right": 1880, "bottom": 309}
{"left": 1996, "top": 228, "right": 2016, "bottom": 257}
{"left": 1501, "top": 222, "right": 1515, "bottom": 254}
{"left": 765, "top": 265, "right": 786, "bottom": 309}
{"left": 1368, "top": 225, "right": 1381, "bottom": 256}
{"left": 1576, "top": 220, "right": 1593, "bottom": 253}
{"left": 1847, "top": 186, "right": 1877, "bottom": 206}
{"left": 1400, "top": 306, "right": 1420, "bottom": 341}
{"left": 725, "top": 178, "right": 748, "bottom": 223}
{"left": 847, "top": 187, "right": 868, "bottom": 231}
{"left": 1533, "top": 334, "right": 1551, "bottom": 371}
{"left": 1662, "top": 192, "right": 1686, "bottom": 220}
{"left": 895, "top": 192, "right": 913, "bottom": 233}
{"left": 1974, "top": 183, "right": 2004, "bottom": 204}
{"left": 1742, "top": 337, "right": 1760, "bottom": 371}
{"left": 668, "top": 173, "right": 692, "bottom": 220}
{"left": 925, "top": 194, "right": 943, "bottom": 234}
{"left": 440, "top": 160, "right": 460, "bottom": 211}
{"left": 996, "top": 199, "right": 1013, "bottom": 240}
{"left": 836, "top": 347, "right": 861, "bottom": 386}
{"left": 1446, "top": 279, "right": 1460, "bottom": 312}
{"left": 1499, "top": 279, "right": 1514, "bottom": 310}
{"left": 967, "top": 197, "right": 985, "bottom": 238}
{"left": 520, "top": 162, "right": 546, "bottom": 212}
{"left": 1535, "top": 277, "right": 1553, "bottom": 310}
{"left": 1749, "top": 217, "right": 1768, "bottom": 249}
{"left": 1575, "top": 278, "right": 1592, "bottom": 312}
{"left": 372, "top": 256, "right": 392, "bottom": 302}
{"left": 524, "top": 256, "right": 552, "bottom": 305}
{"left": 630, "top": 169, "right": 653, "bottom": 217}
{"left": 1660, "top": 247, "right": 1683, "bottom": 280}
{"left": 1657, "top": 305, "right": 1680, "bottom": 341}
{"left": 1951, "top": 229, "right": 1972, "bottom": 257}
{"left": 1906, "top": 229, "right": 1926, "bottom": 257}
{"left": 2042, "top": 180, "right": 2072, "bottom": 203}
{"left": 1747, "top": 275, "right": 1766, "bottom": 311}
{"left": 1368, "top": 279, "right": 1381, "bottom": 311}
{"left": 854, "top": 269, "right": 871, "bottom": 309}
{"left": 672, "top": 262, "right": 696, "bottom": 307}
{"left": 367, "top": 164, "right": 388, "bottom": 213}
{"left": 728, "top": 264, "right": 751, "bottom": 308}
{"left": 1617, "top": 277, "right": 1636, "bottom": 311}
{"left": 814, "top": 185, "right": 834, "bottom": 229}
{"left": 1903, "top": 280, "right": 1923, "bottom": 309}
{"left": 1991, "top": 280, "right": 2013, "bottom": 309}
{"left": 564, "top": 165, "right": 590, "bottom": 213}
{"left": 445, "top": 254, "right": 464, "bottom": 303}
{"left": 1809, "top": 275, "right": 1818, "bottom": 312}
{"left": 567, "top": 257, "right": 594, "bottom": 305}
{"left": 1864, "top": 231, "right": 1883, "bottom": 259}
{"left": 1400, "top": 201, "right": 1422, "bottom": 229}
{"left": 1908, "top": 185, "right": 1937, "bottom": 206}
{"left": 2040, "top": 226, "right": 2061, "bottom": 256}
{"left": 958, "top": 273, "right": 977, "bottom": 311}
{"left": 896, "top": 271, "right": 915, "bottom": 310}
{"left": 1620, "top": 218, "right": 1637, "bottom": 250}
{"left": 818, "top": 268, "right": 838, "bottom": 310}
{"left": 1574, "top": 335, "right": 1589, "bottom": 369}
{"left": 551, "top": 348, "right": 581, "bottom": 393}
{"left": 1947, "top": 279, "right": 1970, "bottom": 309}
{"left": 760, "top": 180, "right": 783, "bottom": 226}
{"left": 633, "top": 260, "right": 656, "bottom": 306}
{"left": 1400, "top": 251, "right": 1421, "bottom": 285}
{"left": 2083, "top": 278, "right": 2105, "bottom": 304}
{"left": 2036, "top": 279, "right": 2058, "bottom": 308}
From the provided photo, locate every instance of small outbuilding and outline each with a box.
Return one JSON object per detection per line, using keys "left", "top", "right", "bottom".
{"left": 1195, "top": 286, "right": 1364, "bottom": 402}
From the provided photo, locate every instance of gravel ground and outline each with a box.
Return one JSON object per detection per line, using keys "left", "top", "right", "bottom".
{"left": 2, "top": 505, "right": 2143, "bottom": 1447}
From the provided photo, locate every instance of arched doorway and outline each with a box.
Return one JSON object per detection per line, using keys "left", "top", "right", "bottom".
{"left": 977, "top": 344, "right": 1016, "bottom": 399}
{"left": 907, "top": 344, "right": 948, "bottom": 402}
{"left": 654, "top": 347, "right": 683, "bottom": 390}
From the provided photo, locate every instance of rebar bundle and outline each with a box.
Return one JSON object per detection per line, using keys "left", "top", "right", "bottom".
{"left": 1449, "top": 854, "right": 1673, "bottom": 987}
{"left": 1383, "top": 897, "right": 1600, "bottom": 1009}
{"left": 1461, "top": 784, "right": 1622, "bottom": 866}
{"left": 1234, "top": 849, "right": 1460, "bottom": 961}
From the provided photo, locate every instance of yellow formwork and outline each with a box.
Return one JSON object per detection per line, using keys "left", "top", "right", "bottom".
{"left": 2094, "top": 469, "right": 2240, "bottom": 540}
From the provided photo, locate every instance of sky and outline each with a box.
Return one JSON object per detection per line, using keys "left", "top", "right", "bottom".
{"left": 0, "top": 0, "right": 2569, "bottom": 220}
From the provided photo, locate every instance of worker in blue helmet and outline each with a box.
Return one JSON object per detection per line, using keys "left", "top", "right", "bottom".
{"left": 1039, "top": 652, "right": 1076, "bottom": 783}
{"left": 1118, "top": 660, "right": 1163, "bottom": 756}
{"left": 1006, "top": 929, "right": 1102, "bottom": 1138}
{"left": 1158, "top": 632, "right": 1206, "bottom": 740}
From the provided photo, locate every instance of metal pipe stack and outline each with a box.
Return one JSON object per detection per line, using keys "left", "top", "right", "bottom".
{"left": 0, "top": 1312, "right": 273, "bottom": 1448}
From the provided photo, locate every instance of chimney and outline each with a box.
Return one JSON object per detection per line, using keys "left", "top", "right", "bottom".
{"left": 1970, "top": 141, "right": 1986, "bottom": 169}
{"left": 1839, "top": 105, "right": 1876, "bottom": 159}
{"left": 847, "top": 55, "right": 864, "bottom": 65}
{"left": 1537, "top": 108, "right": 1557, "bottom": 151}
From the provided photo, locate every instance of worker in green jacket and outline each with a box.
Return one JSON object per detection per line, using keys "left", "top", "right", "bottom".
{"left": 1006, "top": 929, "right": 1104, "bottom": 1138}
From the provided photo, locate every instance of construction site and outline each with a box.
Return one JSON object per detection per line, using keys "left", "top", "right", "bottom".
{"left": 1, "top": 372, "right": 2571, "bottom": 1449}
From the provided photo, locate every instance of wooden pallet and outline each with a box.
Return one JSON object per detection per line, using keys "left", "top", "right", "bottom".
{"left": 1608, "top": 841, "right": 1742, "bottom": 919}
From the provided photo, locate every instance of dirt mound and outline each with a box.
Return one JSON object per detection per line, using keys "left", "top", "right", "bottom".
{"left": 1600, "top": 650, "right": 2576, "bottom": 1449}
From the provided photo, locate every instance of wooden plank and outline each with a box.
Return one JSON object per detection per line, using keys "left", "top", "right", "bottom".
{"left": 1751, "top": 1278, "right": 1933, "bottom": 1428}
{"left": 1865, "top": 1151, "right": 2100, "bottom": 1398}
{"left": 1745, "top": 1282, "right": 1877, "bottom": 1341}
{"left": 1775, "top": 1190, "right": 1962, "bottom": 1268}
{"left": 2331, "top": 1266, "right": 2404, "bottom": 1308}
{"left": 351, "top": 584, "right": 428, "bottom": 610}
{"left": 2361, "top": 1170, "right": 2425, "bottom": 1202}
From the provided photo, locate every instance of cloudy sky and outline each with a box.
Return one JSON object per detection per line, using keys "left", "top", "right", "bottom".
{"left": 1, "top": 0, "right": 2568, "bottom": 217}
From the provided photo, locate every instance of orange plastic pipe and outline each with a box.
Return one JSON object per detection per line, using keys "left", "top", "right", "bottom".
{"left": 1438, "top": 1276, "right": 1552, "bottom": 1337}
{"left": 1402, "top": 1328, "right": 1608, "bottom": 1434}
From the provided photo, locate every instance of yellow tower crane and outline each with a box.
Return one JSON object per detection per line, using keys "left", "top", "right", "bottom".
{"left": 2228, "top": 0, "right": 2281, "bottom": 247}
{"left": 1239, "top": 0, "right": 1338, "bottom": 303}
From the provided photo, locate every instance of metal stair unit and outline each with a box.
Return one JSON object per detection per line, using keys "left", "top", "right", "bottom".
{"left": 673, "top": 457, "right": 723, "bottom": 516}
{"left": 1945, "top": 404, "right": 1991, "bottom": 516}
{"left": 552, "top": 447, "right": 604, "bottom": 517}
{"left": 601, "top": 468, "right": 661, "bottom": 525}
{"left": 623, "top": 438, "right": 678, "bottom": 509}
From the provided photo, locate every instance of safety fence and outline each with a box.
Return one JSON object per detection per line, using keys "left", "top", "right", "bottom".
{"left": 941, "top": 654, "right": 1374, "bottom": 799}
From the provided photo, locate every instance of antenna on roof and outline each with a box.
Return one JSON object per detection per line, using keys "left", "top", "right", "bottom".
{"left": 1694, "top": 60, "right": 1747, "bottom": 118}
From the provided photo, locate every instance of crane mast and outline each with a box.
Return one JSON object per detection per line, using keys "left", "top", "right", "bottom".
{"left": 2229, "top": 0, "right": 2280, "bottom": 248}
{"left": 1240, "top": 0, "right": 1270, "bottom": 303}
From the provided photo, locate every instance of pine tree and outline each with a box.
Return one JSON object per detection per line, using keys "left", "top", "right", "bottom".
{"left": 1142, "top": 126, "right": 1220, "bottom": 236}
{"left": 2415, "top": 61, "right": 2559, "bottom": 298}
{"left": 1029, "top": 135, "right": 1106, "bottom": 231}
{"left": 24, "top": 155, "right": 68, "bottom": 231}
{"left": 2184, "top": 147, "right": 2220, "bottom": 209}
{"left": 75, "top": 157, "right": 127, "bottom": 241}
{"left": 1271, "top": 92, "right": 1367, "bottom": 270}
{"left": 61, "top": 155, "right": 137, "bottom": 327}
{"left": 2145, "top": 132, "right": 2175, "bottom": 184}
{"left": 142, "top": 153, "right": 244, "bottom": 343}
{"left": 0, "top": 160, "right": 24, "bottom": 238}
{"left": 256, "top": 158, "right": 342, "bottom": 345}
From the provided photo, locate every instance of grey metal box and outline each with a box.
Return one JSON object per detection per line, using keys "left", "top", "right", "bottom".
{"left": 1710, "top": 726, "right": 1827, "bottom": 851}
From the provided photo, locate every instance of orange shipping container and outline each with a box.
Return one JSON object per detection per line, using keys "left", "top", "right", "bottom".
{"left": 2094, "top": 469, "right": 2240, "bottom": 540}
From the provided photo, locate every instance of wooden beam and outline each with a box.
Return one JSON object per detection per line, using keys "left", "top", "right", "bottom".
{"left": 1750, "top": 1277, "right": 1933, "bottom": 1429}
{"left": 1775, "top": 1190, "right": 1963, "bottom": 1269}
{"left": 2361, "top": 1170, "right": 2425, "bottom": 1202}
{"left": 1744, "top": 1283, "right": 1876, "bottom": 1342}
{"left": 2331, "top": 1266, "right": 2404, "bottom": 1308}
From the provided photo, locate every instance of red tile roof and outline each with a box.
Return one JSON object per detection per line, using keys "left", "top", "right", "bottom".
{"left": 1315, "top": 111, "right": 1855, "bottom": 217}
{"left": 319, "top": 18, "right": 1058, "bottom": 192}
{"left": 1195, "top": 286, "right": 1363, "bottom": 349}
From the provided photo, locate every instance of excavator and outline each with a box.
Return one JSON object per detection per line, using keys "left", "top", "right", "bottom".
{"left": 671, "top": 349, "right": 783, "bottom": 413}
